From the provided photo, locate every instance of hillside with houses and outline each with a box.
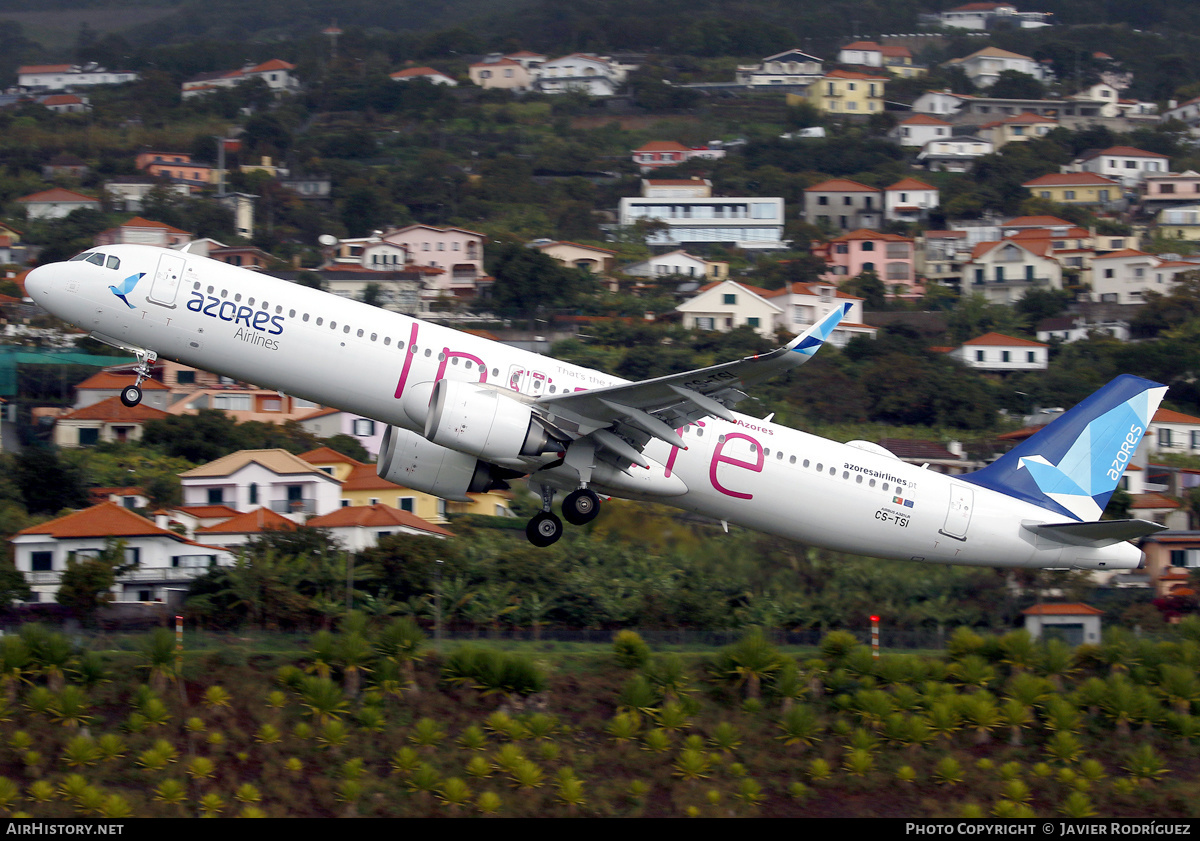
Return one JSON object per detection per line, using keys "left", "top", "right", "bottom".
{"left": 3, "top": 1, "right": 1200, "bottom": 629}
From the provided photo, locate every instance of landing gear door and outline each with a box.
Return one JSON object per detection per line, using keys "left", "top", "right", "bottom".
{"left": 940, "top": 483, "right": 973, "bottom": 541}
{"left": 148, "top": 252, "right": 186, "bottom": 307}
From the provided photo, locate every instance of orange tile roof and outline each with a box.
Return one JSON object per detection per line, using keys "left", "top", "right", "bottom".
{"left": 1130, "top": 493, "right": 1181, "bottom": 510}
{"left": 1022, "top": 603, "right": 1104, "bottom": 616}
{"left": 1004, "top": 216, "right": 1074, "bottom": 228}
{"left": 634, "top": 141, "right": 689, "bottom": 152}
{"left": 60, "top": 395, "right": 169, "bottom": 422}
{"left": 1091, "top": 248, "right": 1153, "bottom": 260}
{"left": 197, "top": 507, "right": 296, "bottom": 535}
{"left": 900, "top": 114, "right": 951, "bottom": 125}
{"left": 340, "top": 463, "right": 405, "bottom": 492}
{"left": 390, "top": 67, "right": 450, "bottom": 79}
{"left": 18, "top": 501, "right": 181, "bottom": 540}
{"left": 823, "top": 69, "right": 887, "bottom": 81}
{"left": 1154, "top": 408, "right": 1200, "bottom": 425}
{"left": 300, "top": 446, "right": 365, "bottom": 466}
{"left": 762, "top": 282, "right": 861, "bottom": 301}
{"left": 805, "top": 179, "right": 879, "bottom": 193}
{"left": 1084, "top": 146, "right": 1169, "bottom": 159}
{"left": 962, "top": 332, "right": 1047, "bottom": 348}
{"left": 18, "top": 188, "right": 98, "bottom": 204}
{"left": 828, "top": 229, "right": 913, "bottom": 243}
{"left": 175, "top": 504, "right": 242, "bottom": 519}
{"left": 307, "top": 503, "right": 453, "bottom": 537}
{"left": 1022, "top": 172, "right": 1121, "bottom": 187}
{"left": 76, "top": 372, "right": 168, "bottom": 391}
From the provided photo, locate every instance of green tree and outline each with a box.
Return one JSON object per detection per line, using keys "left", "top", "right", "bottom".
{"left": 56, "top": 540, "right": 136, "bottom": 625}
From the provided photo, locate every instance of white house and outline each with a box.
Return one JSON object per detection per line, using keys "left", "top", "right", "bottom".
{"left": 536, "top": 54, "right": 624, "bottom": 96}
{"left": 838, "top": 41, "right": 883, "bottom": 67}
{"left": 17, "top": 63, "right": 138, "bottom": 92}
{"left": 1149, "top": 409, "right": 1200, "bottom": 457}
{"left": 181, "top": 60, "right": 300, "bottom": 99}
{"left": 884, "top": 177, "right": 939, "bottom": 223}
{"left": 918, "top": 135, "right": 994, "bottom": 172}
{"left": 390, "top": 67, "right": 457, "bottom": 85}
{"left": 296, "top": 407, "right": 386, "bottom": 459}
{"left": 619, "top": 196, "right": 786, "bottom": 250}
{"left": 12, "top": 502, "right": 235, "bottom": 604}
{"left": 619, "top": 250, "right": 709, "bottom": 279}
{"left": 946, "top": 47, "right": 1047, "bottom": 88}
{"left": 963, "top": 239, "right": 1064, "bottom": 304}
{"left": 16, "top": 188, "right": 101, "bottom": 220}
{"left": 761, "top": 282, "right": 877, "bottom": 347}
{"left": 306, "top": 504, "right": 453, "bottom": 552}
{"left": 953, "top": 332, "right": 1049, "bottom": 371}
{"left": 675, "top": 280, "right": 783, "bottom": 338}
{"left": 911, "top": 89, "right": 970, "bottom": 118}
{"left": 734, "top": 49, "right": 824, "bottom": 87}
{"left": 178, "top": 449, "right": 343, "bottom": 519}
{"left": 892, "top": 114, "right": 952, "bottom": 148}
{"left": 928, "top": 3, "right": 1052, "bottom": 31}
{"left": 1090, "top": 249, "right": 1195, "bottom": 304}
{"left": 1074, "top": 146, "right": 1171, "bottom": 189}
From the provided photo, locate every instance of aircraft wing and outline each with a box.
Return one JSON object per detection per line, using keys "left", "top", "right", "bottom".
{"left": 531, "top": 302, "right": 851, "bottom": 459}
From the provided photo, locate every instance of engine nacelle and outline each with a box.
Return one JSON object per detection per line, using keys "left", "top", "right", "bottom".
{"left": 377, "top": 425, "right": 504, "bottom": 501}
{"left": 424, "top": 379, "right": 556, "bottom": 461}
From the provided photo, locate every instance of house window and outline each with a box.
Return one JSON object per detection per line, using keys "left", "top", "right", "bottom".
{"left": 79, "top": 428, "right": 99, "bottom": 446}
{"left": 1159, "top": 428, "right": 1174, "bottom": 448}
{"left": 30, "top": 551, "right": 52, "bottom": 572}
{"left": 353, "top": 419, "right": 376, "bottom": 437}
{"left": 747, "top": 318, "right": 760, "bottom": 328}
{"left": 399, "top": 497, "right": 415, "bottom": 512}
{"left": 1191, "top": 430, "right": 1200, "bottom": 450}
{"left": 248, "top": 483, "right": 258, "bottom": 505}
{"left": 723, "top": 294, "right": 737, "bottom": 305}
{"left": 695, "top": 317, "right": 715, "bottom": 330}
{"left": 207, "top": 488, "right": 223, "bottom": 504}
{"left": 1027, "top": 352, "right": 1036, "bottom": 363}
{"left": 176, "top": 370, "right": 195, "bottom": 385}
{"left": 975, "top": 350, "right": 985, "bottom": 362}
{"left": 1002, "top": 351, "right": 1011, "bottom": 363}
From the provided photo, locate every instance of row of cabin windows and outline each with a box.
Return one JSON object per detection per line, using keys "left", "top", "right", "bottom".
{"left": 680, "top": 425, "right": 907, "bottom": 496}
{"left": 194, "top": 282, "right": 573, "bottom": 395}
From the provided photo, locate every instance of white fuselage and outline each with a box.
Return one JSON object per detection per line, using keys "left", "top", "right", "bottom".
{"left": 26, "top": 245, "right": 1143, "bottom": 571}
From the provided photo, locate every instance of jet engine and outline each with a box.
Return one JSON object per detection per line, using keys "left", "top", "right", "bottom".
{"left": 377, "top": 425, "right": 513, "bottom": 501}
{"left": 423, "top": 379, "right": 559, "bottom": 461}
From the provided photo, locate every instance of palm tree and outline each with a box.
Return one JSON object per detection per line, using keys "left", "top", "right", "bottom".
{"left": 298, "top": 676, "right": 348, "bottom": 725}
{"left": 138, "top": 629, "right": 176, "bottom": 695}
{"left": 374, "top": 617, "right": 425, "bottom": 696}
{"left": 334, "top": 632, "right": 373, "bottom": 699}
{"left": 712, "top": 629, "right": 785, "bottom": 702}
{"left": 0, "top": 637, "right": 30, "bottom": 705}
{"left": 23, "top": 626, "right": 72, "bottom": 693}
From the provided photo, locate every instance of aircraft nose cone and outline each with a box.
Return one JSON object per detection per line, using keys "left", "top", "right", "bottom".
{"left": 24, "top": 263, "right": 55, "bottom": 303}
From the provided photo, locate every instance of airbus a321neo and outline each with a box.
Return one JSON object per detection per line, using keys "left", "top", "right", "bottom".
{"left": 24, "top": 244, "right": 1168, "bottom": 571}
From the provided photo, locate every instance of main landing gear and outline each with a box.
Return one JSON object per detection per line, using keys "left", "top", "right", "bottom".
{"left": 118, "top": 348, "right": 157, "bottom": 407}
{"left": 525, "top": 482, "right": 603, "bottom": 548}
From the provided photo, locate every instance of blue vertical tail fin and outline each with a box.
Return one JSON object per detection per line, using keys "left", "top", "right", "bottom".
{"left": 964, "top": 374, "right": 1167, "bottom": 521}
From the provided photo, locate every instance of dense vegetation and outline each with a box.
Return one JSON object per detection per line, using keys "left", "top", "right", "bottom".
{"left": 2, "top": 619, "right": 1200, "bottom": 818}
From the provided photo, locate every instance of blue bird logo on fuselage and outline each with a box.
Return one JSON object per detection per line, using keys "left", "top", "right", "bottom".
{"left": 109, "top": 273, "right": 145, "bottom": 309}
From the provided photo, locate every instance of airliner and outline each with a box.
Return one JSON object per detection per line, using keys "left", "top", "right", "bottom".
{"left": 24, "top": 244, "right": 1167, "bottom": 570}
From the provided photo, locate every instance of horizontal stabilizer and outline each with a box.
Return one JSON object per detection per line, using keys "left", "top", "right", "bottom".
{"left": 1022, "top": 519, "right": 1167, "bottom": 548}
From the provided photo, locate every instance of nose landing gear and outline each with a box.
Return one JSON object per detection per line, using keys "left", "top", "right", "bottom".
{"left": 118, "top": 348, "right": 157, "bottom": 407}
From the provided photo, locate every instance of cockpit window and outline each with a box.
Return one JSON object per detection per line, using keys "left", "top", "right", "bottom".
{"left": 69, "top": 253, "right": 91, "bottom": 261}
{"left": 85, "top": 253, "right": 105, "bottom": 267}
{"left": 106, "top": 255, "right": 120, "bottom": 270}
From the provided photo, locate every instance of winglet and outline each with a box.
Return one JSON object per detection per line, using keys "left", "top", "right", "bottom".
{"left": 785, "top": 302, "right": 852, "bottom": 358}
